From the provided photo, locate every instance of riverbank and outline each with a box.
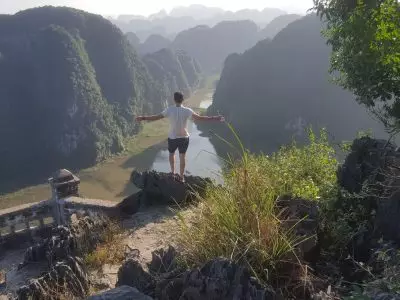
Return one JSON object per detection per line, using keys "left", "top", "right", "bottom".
{"left": 0, "top": 76, "right": 219, "bottom": 210}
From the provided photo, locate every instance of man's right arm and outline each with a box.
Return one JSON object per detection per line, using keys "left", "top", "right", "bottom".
{"left": 136, "top": 114, "right": 164, "bottom": 122}
{"left": 136, "top": 107, "right": 168, "bottom": 122}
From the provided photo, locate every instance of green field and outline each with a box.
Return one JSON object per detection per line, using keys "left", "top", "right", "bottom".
{"left": 0, "top": 76, "right": 218, "bottom": 210}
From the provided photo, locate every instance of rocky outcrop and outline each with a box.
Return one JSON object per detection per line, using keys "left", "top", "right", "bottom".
{"left": 12, "top": 214, "right": 109, "bottom": 299}
{"left": 88, "top": 286, "right": 153, "bottom": 300}
{"left": 20, "top": 214, "right": 109, "bottom": 267}
{"left": 113, "top": 245, "right": 275, "bottom": 300}
{"left": 17, "top": 256, "right": 89, "bottom": 300}
{"left": 116, "top": 259, "right": 156, "bottom": 295}
{"left": 338, "top": 137, "right": 400, "bottom": 243}
{"left": 118, "top": 171, "right": 212, "bottom": 215}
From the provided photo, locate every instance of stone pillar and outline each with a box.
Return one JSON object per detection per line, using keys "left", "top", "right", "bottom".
{"left": 48, "top": 169, "right": 80, "bottom": 226}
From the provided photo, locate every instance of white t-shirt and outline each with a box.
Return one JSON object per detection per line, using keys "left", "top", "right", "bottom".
{"left": 162, "top": 105, "right": 194, "bottom": 139}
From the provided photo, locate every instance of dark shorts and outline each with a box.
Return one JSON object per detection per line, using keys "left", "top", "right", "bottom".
{"left": 168, "top": 137, "right": 189, "bottom": 154}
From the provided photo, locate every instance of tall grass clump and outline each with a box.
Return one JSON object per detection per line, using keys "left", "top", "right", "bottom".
{"left": 179, "top": 127, "right": 338, "bottom": 285}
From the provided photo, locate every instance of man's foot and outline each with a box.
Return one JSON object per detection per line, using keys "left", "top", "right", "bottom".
{"left": 179, "top": 175, "right": 185, "bottom": 183}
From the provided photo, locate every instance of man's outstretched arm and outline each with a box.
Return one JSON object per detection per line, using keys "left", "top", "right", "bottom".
{"left": 192, "top": 112, "right": 224, "bottom": 122}
{"left": 136, "top": 114, "right": 164, "bottom": 122}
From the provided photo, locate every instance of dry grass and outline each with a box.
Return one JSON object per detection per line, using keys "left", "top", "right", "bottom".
{"left": 84, "top": 221, "right": 126, "bottom": 271}
{"left": 178, "top": 128, "right": 338, "bottom": 296}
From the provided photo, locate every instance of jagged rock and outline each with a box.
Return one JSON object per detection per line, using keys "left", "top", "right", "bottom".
{"left": 276, "top": 196, "right": 319, "bottom": 262}
{"left": 115, "top": 247, "right": 275, "bottom": 300}
{"left": 87, "top": 285, "right": 154, "bottom": 300}
{"left": 339, "top": 137, "right": 400, "bottom": 243}
{"left": 20, "top": 214, "right": 109, "bottom": 267}
{"left": 116, "top": 259, "right": 156, "bottom": 295}
{"left": 371, "top": 293, "right": 400, "bottom": 300}
{"left": 148, "top": 245, "right": 178, "bottom": 274}
{"left": 156, "top": 258, "right": 276, "bottom": 300}
{"left": 16, "top": 256, "right": 89, "bottom": 300}
{"left": 132, "top": 170, "right": 211, "bottom": 205}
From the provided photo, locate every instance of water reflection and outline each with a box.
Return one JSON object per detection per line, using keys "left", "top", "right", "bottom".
{"left": 150, "top": 99, "right": 222, "bottom": 181}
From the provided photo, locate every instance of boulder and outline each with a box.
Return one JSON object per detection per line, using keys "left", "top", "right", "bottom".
{"left": 118, "top": 171, "right": 212, "bottom": 215}
{"left": 118, "top": 192, "right": 143, "bottom": 216}
{"left": 116, "top": 259, "right": 156, "bottom": 295}
{"left": 87, "top": 285, "right": 154, "bottom": 300}
{"left": 16, "top": 256, "right": 89, "bottom": 300}
{"left": 338, "top": 137, "right": 400, "bottom": 243}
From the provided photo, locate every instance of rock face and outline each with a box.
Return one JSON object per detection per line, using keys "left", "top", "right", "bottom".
{"left": 88, "top": 285, "right": 153, "bottom": 300}
{"left": 112, "top": 246, "right": 275, "bottom": 300}
{"left": 17, "top": 256, "right": 89, "bottom": 300}
{"left": 206, "top": 14, "right": 386, "bottom": 154}
{"left": 118, "top": 171, "right": 212, "bottom": 215}
{"left": 12, "top": 214, "right": 109, "bottom": 299}
{"left": 21, "top": 214, "right": 108, "bottom": 267}
{"left": 338, "top": 137, "right": 400, "bottom": 243}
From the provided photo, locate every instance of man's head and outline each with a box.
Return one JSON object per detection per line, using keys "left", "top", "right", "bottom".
{"left": 174, "top": 92, "right": 184, "bottom": 104}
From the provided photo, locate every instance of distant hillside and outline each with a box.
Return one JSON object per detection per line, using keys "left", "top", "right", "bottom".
{"left": 258, "top": 14, "right": 301, "bottom": 39}
{"left": 138, "top": 34, "right": 171, "bottom": 54}
{"left": 143, "top": 48, "right": 202, "bottom": 99}
{"left": 206, "top": 14, "right": 387, "bottom": 153}
{"left": 172, "top": 20, "right": 259, "bottom": 74}
{"left": 0, "top": 7, "right": 167, "bottom": 191}
{"left": 125, "top": 31, "right": 140, "bottom": 48}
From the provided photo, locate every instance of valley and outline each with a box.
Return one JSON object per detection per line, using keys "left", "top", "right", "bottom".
{"left": 0, "top": 76, "right": 220, "bottom": 210}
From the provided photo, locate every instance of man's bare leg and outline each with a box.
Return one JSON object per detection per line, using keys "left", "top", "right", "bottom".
{"left": 179, "top": 153, "right": 186, "bottom": 182}
{"left": 169, "top": 153, "right": 175, "bottom": 174}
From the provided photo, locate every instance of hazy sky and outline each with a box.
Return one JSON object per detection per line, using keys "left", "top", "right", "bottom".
{"left": 1, "top": 0, "right": 313, "bottom": 16}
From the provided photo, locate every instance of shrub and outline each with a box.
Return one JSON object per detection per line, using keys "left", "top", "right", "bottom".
{"left": 178, "top": 127, "right": 338, "bottom": 286}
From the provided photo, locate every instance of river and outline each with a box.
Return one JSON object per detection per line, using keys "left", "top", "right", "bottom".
{"left": 150, "top": 98, "right": 223, "bottom": 181}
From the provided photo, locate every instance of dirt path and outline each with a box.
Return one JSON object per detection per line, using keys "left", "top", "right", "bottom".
{"left": 93, "top": 205, "right": 197, "bottom": 291}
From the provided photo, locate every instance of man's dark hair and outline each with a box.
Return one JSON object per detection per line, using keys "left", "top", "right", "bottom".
{"left": 174, "top": 92, "right": 184, "bottom": 103}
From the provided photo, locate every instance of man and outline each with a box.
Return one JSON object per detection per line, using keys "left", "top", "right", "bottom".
{"left": 136, "top": 92, "right": 224, "bottom": 182}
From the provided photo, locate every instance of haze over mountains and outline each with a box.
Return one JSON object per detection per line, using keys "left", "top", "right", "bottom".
{"left": 124, "top": 11, "right": 302, "bottom": 74}
{"left": 110, "top": 4, "right": 293, "bottom": 41}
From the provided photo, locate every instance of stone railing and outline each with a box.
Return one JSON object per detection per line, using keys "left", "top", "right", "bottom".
{"left": 0, "top": 197, "right": 117, "bottom": 249}
{"left": 0, "top": 200, "right": 55, "bottom": 248}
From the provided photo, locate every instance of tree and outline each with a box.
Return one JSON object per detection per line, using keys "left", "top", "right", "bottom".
{"left": 313, "top": 0, "right": 400, "bottom": 133}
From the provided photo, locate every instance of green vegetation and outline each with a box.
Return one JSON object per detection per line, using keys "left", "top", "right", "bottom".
{"left": 313, "top": 0, "right": 400, "bottom": 132}
{"left": 179, "top": 128, "right": 338, "bottom": 285}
